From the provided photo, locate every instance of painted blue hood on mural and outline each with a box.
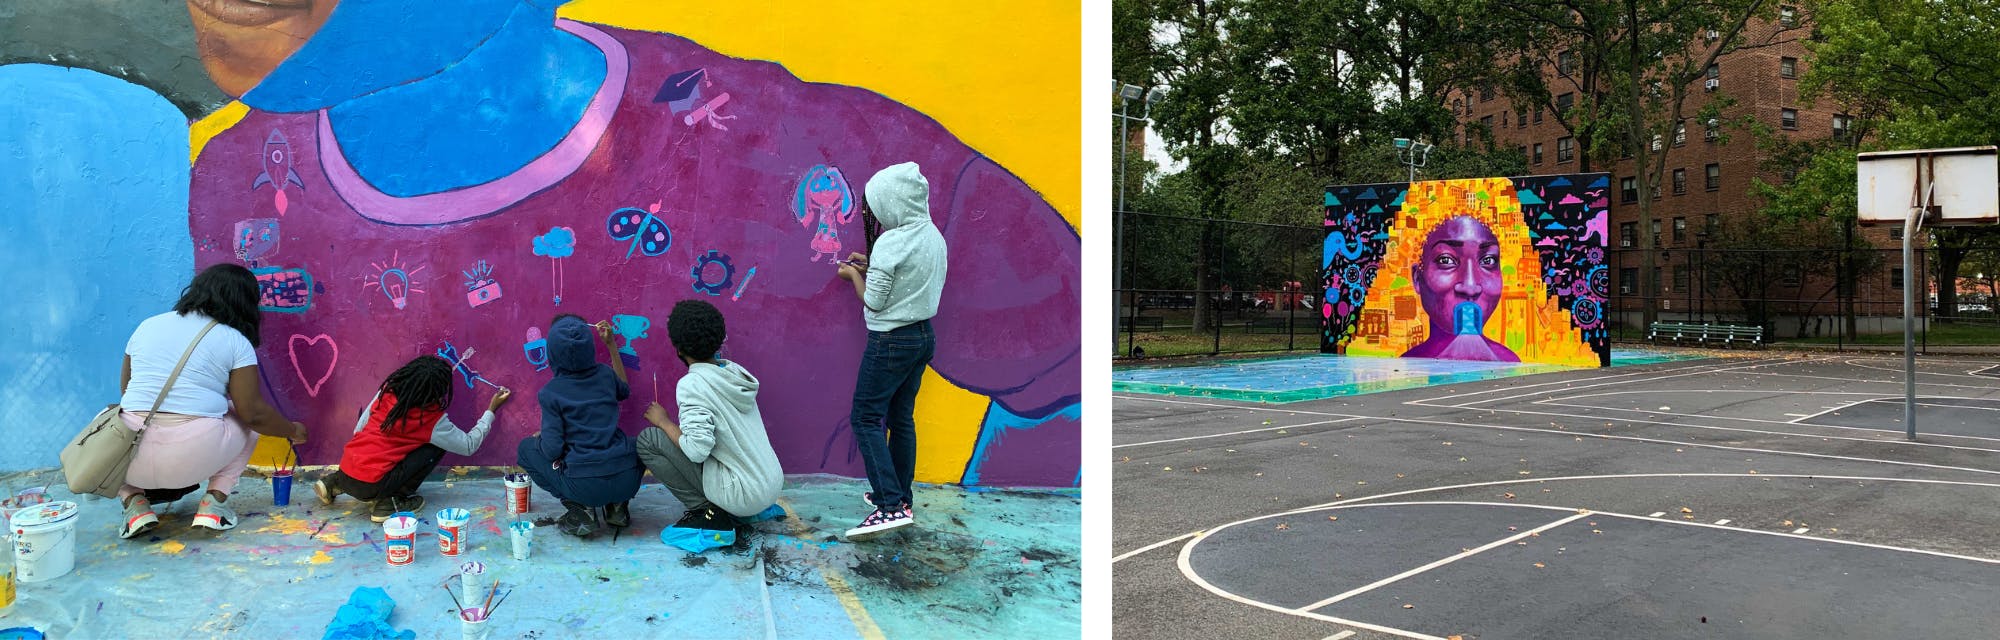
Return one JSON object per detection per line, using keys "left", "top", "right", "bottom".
{"left": 547, "top": 316, "right": 597, "bottom": 375}
{"left": 243, "top": 0, "right": 548, "bottom": 112}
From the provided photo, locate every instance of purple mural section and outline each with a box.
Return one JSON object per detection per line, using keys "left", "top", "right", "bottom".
{"left": 188, "top": 20, "right": 1079, "bottom": 486}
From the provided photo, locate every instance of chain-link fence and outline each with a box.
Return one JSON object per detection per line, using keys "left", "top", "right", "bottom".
{"left": 1114, "top": 211, "right": 2000, "bottom": 359}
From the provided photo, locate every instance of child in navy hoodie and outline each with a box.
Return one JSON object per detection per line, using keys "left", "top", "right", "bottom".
{"left": 516, "top": 314, "right": 643, "bottom": 538}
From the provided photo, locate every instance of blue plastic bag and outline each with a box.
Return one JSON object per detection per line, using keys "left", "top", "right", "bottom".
{"left": 321, "top": 587, "right": 416, "bottom": 640}
{"left": 742, "top": 503, "right": 786, "bottom": 523}
{"left": 660, "top": 526, "right": 735, "bottom": 553}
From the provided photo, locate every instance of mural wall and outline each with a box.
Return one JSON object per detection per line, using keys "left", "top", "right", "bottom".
{"left": 1322, "top": 176, "right": 1611, "bottom": 368}
{"left": 0, "top": 0, "right": 1081, "bottom": 487}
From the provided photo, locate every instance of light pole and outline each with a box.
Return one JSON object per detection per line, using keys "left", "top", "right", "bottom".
{"left": 1113, "top": 81, "right": 1166, "bottom": 356}
{"left": 1393, "top": 138, "right": 1434, "bottom": 183}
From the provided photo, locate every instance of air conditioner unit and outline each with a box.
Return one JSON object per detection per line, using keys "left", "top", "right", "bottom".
{"left": 1704, "top": 78, "right": 1720, "bottom": 91}
{"left": 1706, "top": 30, "right": 1719, "bottom": 40}
{"left": 1652, "top": 136, "right": 1663, "bottom": 151}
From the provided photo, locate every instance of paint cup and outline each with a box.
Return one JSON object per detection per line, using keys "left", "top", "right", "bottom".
{"left": 437, "top": 508, "right": 470, "bottom": 557}
{"left": 459, "top": 606, "right": 491, "bottom": 640}
{"left": 271, "top": 469, "right": 294, "bottom": 507}
{"left": 10, "top": 501, "right": 77, "bottom": 583}
{"left": 382, "top": 513, "right": 418, "bottom": 566}
{"left": 459, "top": 561, "right": 486, "bottom": 597}
{"left": 504, "top": 474, "right": 531, "bottom": 518}
{"left": 508, "top": 521, "right": 533, "bottom": 560}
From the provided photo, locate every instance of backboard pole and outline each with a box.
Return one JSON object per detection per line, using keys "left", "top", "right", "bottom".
{"left": 1903, "top": 155, "right": 1937, "bottom": 441}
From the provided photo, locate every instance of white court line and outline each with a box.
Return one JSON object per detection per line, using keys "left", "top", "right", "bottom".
{"left": 1114, "top": 394, "right": 2000, "bottom": 480}
{"left": 1556, "top": 389, "right": 2000, "bottom": 403}
{"left": 1715, "top": 519, "right": 1730, "bottom": 525}
{"left": 1407, "top": 357, "right": 1796, "bottom": 406}
{"left": 1845, "top": 358, "right": 2000, "bottom": 380}
{"left": 1114, "top": 418, "right": 1363, "bottom": 450}
{"left": 1788, "top": 398, "right": 1872, "bottom": 424}
{"left": 1650, "top": 512, "right": 1666, "bottom": 517}
{"left": 1292, "top": 512, "right": 1591, "bottom": 613}
{"left": 1736, "top": 370, "right": 2000, "bottom": 392}
{"left": 1176, "top": 537, "right": 1453, "bottom": 640}
{"left": 1323, "top": 632, "right": 1357, "bottom": 640}
{"left": 1113, "top": 532, "right": 1198, "bottom": 563}
{"left": 1527, "top": 399, "right": 2000, "bottom": 452}
{"left": 1434, "top": 357, "right": 1811, "bottom": 409}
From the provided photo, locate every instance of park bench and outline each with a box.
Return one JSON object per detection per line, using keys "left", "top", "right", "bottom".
{"left": 1120, "top": 316, "right": 1165, "bottom": 332}
{"left": 1648, "top": 321, "right": 1763, "bottom": 348}
{"left": 1244, "top": 317, "right": 1292, "bottom": 334}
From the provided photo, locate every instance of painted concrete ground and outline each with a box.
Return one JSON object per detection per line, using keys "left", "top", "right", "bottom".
{"left": 1115, "top": 350, "right": 2000, "bottom": 639}
{"left": 1110, "top": 348, "right": 1708, "bottom": 403}
{"left": 0, "top": 470, "right": 1078, "bottom": 639}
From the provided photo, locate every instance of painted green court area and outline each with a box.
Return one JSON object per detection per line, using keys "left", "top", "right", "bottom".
{"left": 1112, "top": 349, "right": 1704, "bottom": 403}
{"left": 0, "top": 469, "right": 1078, "bottom": 639}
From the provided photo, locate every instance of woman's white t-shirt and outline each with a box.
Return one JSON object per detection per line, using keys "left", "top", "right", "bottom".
{"left": 120, "top": 312, "right": 258, "bottom": 417}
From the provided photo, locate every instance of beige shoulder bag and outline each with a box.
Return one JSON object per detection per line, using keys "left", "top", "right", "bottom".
{"left": 60, "top": 320, "right": 220, "bottom": 498}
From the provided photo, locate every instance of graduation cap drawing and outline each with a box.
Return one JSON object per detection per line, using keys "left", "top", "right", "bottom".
{"left": 654, "top": 68, "right": 736, "bottom": 130}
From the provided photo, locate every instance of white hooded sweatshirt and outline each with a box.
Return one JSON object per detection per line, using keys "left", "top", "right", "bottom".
{"left": 676, "top": 360, "right": 784, "bottom": 517}
{"left": 861, "top": 162, "right": 948, "bottom": 332}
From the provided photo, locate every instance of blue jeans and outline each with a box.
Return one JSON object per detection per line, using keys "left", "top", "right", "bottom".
{"left": 515, "top": 437, "right": 642, "bottom": 508}
{"left": 849, "top": 320, "right": 933, "bottom": 511}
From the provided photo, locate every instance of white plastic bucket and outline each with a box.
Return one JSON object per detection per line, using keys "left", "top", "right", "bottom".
{"left": 11, "top": 501, "right": 78, "bottom": 583}
{"left": 383, "top": 513, "right": 418, "bottom": 566}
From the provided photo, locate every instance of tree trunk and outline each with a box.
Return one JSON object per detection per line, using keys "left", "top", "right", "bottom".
{"left": 1938, "top": 245, "right": 1966, "bottom": 323}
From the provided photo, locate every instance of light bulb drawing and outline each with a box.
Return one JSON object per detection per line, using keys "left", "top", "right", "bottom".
{"left": 363, "top": 252, "right": 426, "bottom": 310}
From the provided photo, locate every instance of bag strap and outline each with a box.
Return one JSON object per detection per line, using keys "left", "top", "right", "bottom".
{"left": 141, "top": 320, "right": 221, "bottom": 428}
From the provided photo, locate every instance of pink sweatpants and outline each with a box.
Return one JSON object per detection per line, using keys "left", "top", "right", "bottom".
{"left": 116, "top": 411, "right": 257, "bottom": 500}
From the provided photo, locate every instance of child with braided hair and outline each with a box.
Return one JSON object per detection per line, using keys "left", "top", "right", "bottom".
{"left": 315, "top": 355, "right": 514, "bottom": 522}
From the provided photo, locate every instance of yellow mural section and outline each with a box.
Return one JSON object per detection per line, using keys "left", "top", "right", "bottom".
{"left": 1347, "top": 178, "right": 1598, "bottom": 367}
{"left": 227, "top": 0, "right": 1079, "bottom": 481}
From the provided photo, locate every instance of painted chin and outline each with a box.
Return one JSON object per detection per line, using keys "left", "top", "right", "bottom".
{"left": 189, "top": 0, "right": 315, "bottom": 27}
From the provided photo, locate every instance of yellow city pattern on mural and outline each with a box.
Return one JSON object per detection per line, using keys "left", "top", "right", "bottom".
{"left": 1346, "top": 178, "right": 1599, "bottom": 367}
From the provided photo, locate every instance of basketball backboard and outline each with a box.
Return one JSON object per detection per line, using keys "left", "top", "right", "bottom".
{"left": 1857, "top": 146, "right": 1999, "bottom": 227}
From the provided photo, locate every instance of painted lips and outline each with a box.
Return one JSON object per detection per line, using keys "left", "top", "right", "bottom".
{"left": 189, "top": 0, "right": 314, "bottom": 27}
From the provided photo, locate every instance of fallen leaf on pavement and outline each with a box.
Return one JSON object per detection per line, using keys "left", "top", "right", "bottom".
{"left": 1680, "top": 507, "right": 1693, "bottom": 514}
{"left": 1503, "top": 492, "right": 1517, "bottom": 499}
{"left": 1328, "top": 516, "right": 1338, "bottom": 521}
{"left": 1534, "top": 562, "right": 1546, "bottom": 568}
{"left": 1403, "top": 604, "right": 1415, "bottom": 609}
{"left": 1276, "top": 523, "right": 1290, "bottom": 530}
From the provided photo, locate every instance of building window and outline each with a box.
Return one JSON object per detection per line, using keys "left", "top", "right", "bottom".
{"left": 1620, "top": 267, "right": 1639, "bottom": 294}
{"left": 1533, "top": 143, "right": 1544, "bottom": 164}
{"left": 1453, "top": 98, "right": 1463, "bottom": 115}
{"left": 1705, "top": 118, "right": 1720, "bottom": 142}
{"left": 1501, "top": 111, "right": 1509, "bottom": 127}
{"left": 1480, "top": 86, "right": 1495, "bottom": 102}
{"left": 1780, "top": 265, "right": 1802, "bottom": 288}
{"left": 1705, "top": 163, "right": 1721, "bottom": 190}
{"left": 1707, "top": 64, "right": 1720, "bottom": 80}
{"left": 1780, "top": 5, "right": 1797, "bottom": 28}
{"left": 1673, "top": 217, "right": 1688, "bottom": 242}
{"left": 1891, "top": 267, "right": 1904, "bottom": 289}
{"left": 1673, "top": 169, "right": 1687, "bottom": 194}
{"left": 1517, "top": 107, "right": 1529, "bottom": 129}
{"left": 1674, "top": 265, "right": 1690, "bottom": 291}
{"left": 1534, "top": 107, "right": 1544, "bottom": 124}
{"left": 1653, "top": 267, "right": 1663, "bottom": 295}
{"left": 1781, "top": 57, "right": 1797, "bottom": 78}
{"left": 1651, "top": 219, "right": 1662, "bottom": 243}
{"left": 1674, "top": 122, "right": 1687, "bottom": 146}
{"left": 1558, "top": 51, "right": 1575, "bottom": 76}
{"left": 1556, "top": 93, "right": 1574, "bottom": 115}
{"left": 1706, "top": 213, "right": 1720, "bottom": 231}
{"left": 1781, "top": 108, "right": 1798, "bottom": 129}
{"left": 1890, "top": 227, "right": 1903, "bottom": 241}
{"left": 1518, "top": 145, "right": 1529, "bottom": 163}
{"left": 1620, "top": 222, "right": 1637, "bottom": 248}
{"left": 1650, "top": 177, "right": 1662, "bottom": 199}
{"left": 1480, "top": 115, "right": 1494, "bottom": 134}
{"left": 1833, "top": 114, "right": 1853, "bottom": 141}
{"left": 1621, "top": 177, "right": 1638, "bottom": 204}
{"left": 1558, "top": 136, "right": 1575, "bottom": 162}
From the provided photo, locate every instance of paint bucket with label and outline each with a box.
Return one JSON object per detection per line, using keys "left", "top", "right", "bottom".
{"left": 459, "top": 606, "right": 490, "bottom": 640}
{"left": 382, "top": 513, "right": 418, "bottom": 566}
{"left": 437, "top": 508, "right": 470, "bottom": 557}
{"left": 271, "top": 469, "right": 294, "bottom": 507}
{"left": 10, "top": 501, "right": 77, "bottom": 583}
{"left": 459, "top": 561, "right": 485, "bottom": 596}
{"left": 503, "top": 474, "right": 530, "bottom": 518}
{"left": 508, "top": 521, "right": 533, "bottom": 560}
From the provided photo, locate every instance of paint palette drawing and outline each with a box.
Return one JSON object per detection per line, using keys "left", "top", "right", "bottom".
{"left": 233, "top": 218, "right": 280, "bottom": 262}
{"left": 253, "top": 266, "right": 314, "bottom": 313}
{"left": 608, "top": 202, "right": 671, "bottom": 259}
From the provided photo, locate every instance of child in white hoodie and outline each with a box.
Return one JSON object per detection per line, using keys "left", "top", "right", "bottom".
{"left": 637, "top": 300, "right": 784, "bottom": 547}
{"left": 835, "top": 162, "right": 948, "bottom": 540}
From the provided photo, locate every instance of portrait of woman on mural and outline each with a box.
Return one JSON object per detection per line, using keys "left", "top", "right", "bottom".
{"left": 1402, "top": 215, "right": 1520, "bottom": 362}
{"left": 177, "top": 0, "right": 1079, "bottom": 487}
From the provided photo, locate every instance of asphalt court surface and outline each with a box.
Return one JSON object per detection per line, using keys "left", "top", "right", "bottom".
{"left": 1114, "top": 351, "right": 2000, "bottom": 640}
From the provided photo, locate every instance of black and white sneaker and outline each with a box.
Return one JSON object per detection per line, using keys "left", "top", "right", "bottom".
{"left": 843, "top": 507, "right": 913, "bottom": 540}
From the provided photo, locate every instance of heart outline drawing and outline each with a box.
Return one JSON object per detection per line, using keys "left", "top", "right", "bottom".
{"left": 288, "top": 333, "right": 339, "bottom": 397}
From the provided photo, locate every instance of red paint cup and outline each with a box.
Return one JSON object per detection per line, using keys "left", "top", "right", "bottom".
{"left": 383, "top": 513, "right": 418, "bottom": 566}
{"left": 437, "top": 508, "right": 470, "bottom": 557}
{"left": 504, "top": 474, "right": 530, "bottom": 517}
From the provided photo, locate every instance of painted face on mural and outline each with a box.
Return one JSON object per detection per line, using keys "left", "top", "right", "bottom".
{"left": 1411, "top": 215, "right": 1503, "bottom": 337}
{"left": 186, "top": 0, "right": 341, "bottom": 97}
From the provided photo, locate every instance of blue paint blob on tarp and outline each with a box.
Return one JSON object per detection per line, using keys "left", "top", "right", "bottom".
{"left": 661, "top": 526, "right": 734, "bottom": 554}
{"left": 320, "top": 587, "right": 415, "bottom": 640}
{"left": 741, "top": 503, "right": 786, "bottom": 523}
{"left": 0, "top": 627, "right": 45, "bottom": 640}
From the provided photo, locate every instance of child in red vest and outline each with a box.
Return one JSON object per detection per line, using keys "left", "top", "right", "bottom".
{"left": 314, "top": 355, "right": 513, "bottom": 521}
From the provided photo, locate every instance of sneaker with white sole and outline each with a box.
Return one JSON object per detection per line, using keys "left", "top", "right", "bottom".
{"left": 844, "top": 507, "right": 913, "bottom": 540}
{"left": 191, "top": 493, "right": 237, "bottom": 531}
{"left": 119, "top": 496, "right": 160, "bottom": 540}
{"left": 314, "top": 477, "right": 341, "bottom": 505}
{"left": 862, "top": 492, "right": 912, "bottom": 514}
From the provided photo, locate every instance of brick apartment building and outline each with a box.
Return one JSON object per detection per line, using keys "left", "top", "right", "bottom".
{"left": 1449, "top": 11, "right": 1908, "bottom": 335}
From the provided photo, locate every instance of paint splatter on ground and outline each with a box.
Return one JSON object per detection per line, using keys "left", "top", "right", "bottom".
{"left": 0, "top": 469, "right": 1078, "bottom": 638}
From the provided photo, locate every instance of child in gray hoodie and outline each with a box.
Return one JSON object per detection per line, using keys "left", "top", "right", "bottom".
{"left": 636, "top": 300, "right": 784, "bottom": 543}
{"left": 835, "top": 162, "right": 947, "bottom": 540}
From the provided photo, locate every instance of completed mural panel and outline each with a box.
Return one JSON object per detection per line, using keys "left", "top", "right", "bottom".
{"left": 1322, "top": 175, "right": 1611, "bottom": 368}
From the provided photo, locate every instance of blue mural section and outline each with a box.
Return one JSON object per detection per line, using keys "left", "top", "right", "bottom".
{"left": 0, "top": 64, "right": 192, "bottom": 471}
